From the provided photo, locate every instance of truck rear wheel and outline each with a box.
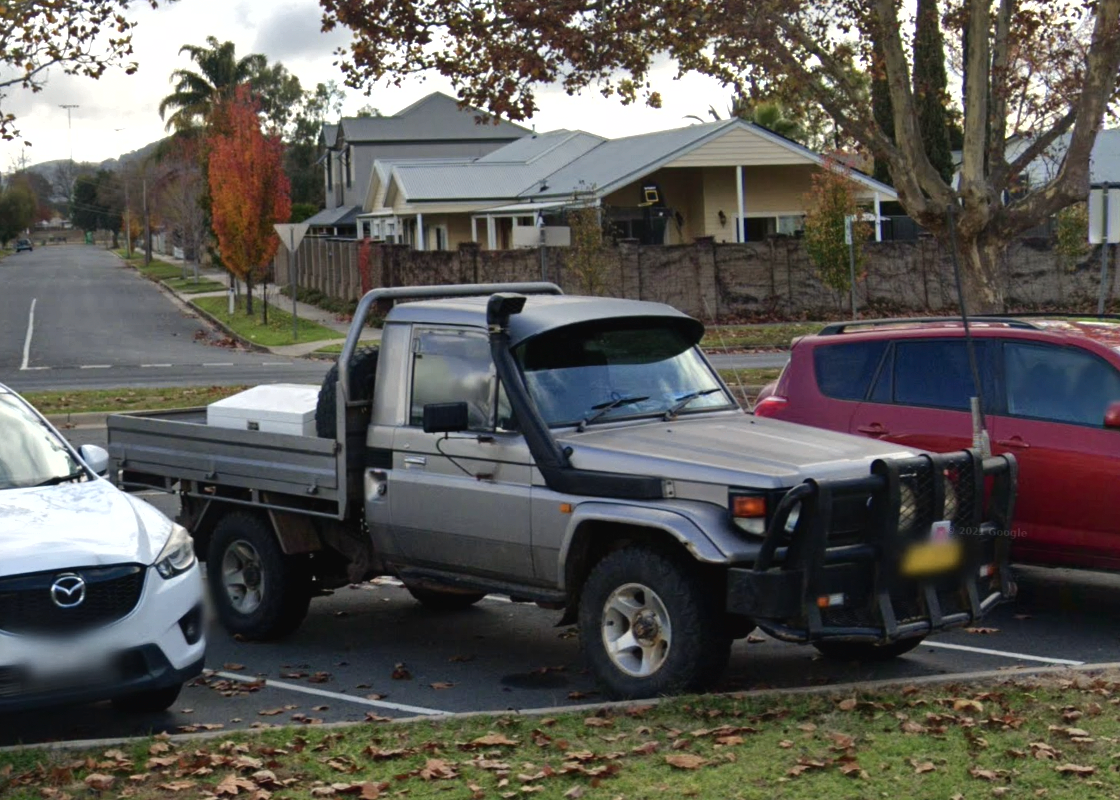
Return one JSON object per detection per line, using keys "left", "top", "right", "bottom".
{"left": 813, "top": 637, "right": 925, "bottom": 662}
{"left": 578, "top": 547, "right": 732, "bottom": 700}
{"left": 405, "top": 584, "right": 486, "bottom": 610}
{"left": 207, "top": 512, "right": 312, "bottom": 640}
{"left": 315, "top": 347, "right": 379, "bottom": 439}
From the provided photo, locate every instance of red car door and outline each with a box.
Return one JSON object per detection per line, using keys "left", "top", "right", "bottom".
{"left": 849, "top": 338, "right": 993, "bottom": 453}
{"left": 990, "top": 341, "right": 1120, "bottom": 571}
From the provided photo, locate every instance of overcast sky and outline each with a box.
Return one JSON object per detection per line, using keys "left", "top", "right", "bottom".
{"left": 1, "top": 0, "right": 731, "bottom": 170}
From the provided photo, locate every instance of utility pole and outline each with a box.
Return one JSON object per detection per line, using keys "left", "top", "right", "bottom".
{"left": 59, "top": 104, "right": 79, "bottom": 194}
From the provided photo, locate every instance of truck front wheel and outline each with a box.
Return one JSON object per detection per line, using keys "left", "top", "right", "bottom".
{"left": 207, "top": 512, "right": 312, "bottom": 640}
{"left": 578, "top": 547, "right": 732, "bottom": 700}
{"left": 813, "top": 637, "right": 925, "bottom": 662}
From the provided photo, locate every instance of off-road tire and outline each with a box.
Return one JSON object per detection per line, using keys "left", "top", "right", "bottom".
{"left": 578, "top": 547, "right": 732, "bottom": 700}
{"left": 405, "top": 584, "right": 486, "bottom": 611}
{"left": 315, "top": 347, "right": 379, "bottom": 439}
{"left": 111, "top": 683, "right": 182, "bottom": 713}
{"left": 207, "top": 512, "right": 312, "bottom": 640}
{"left": 813, "top": 636, "right": 925, "bottom": 662}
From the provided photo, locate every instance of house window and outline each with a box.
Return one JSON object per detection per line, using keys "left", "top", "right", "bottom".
{"left": 776, "top": 215, "right": 803, "bottom": 235}
{"left": 346, "top": 146, "right": 352, "bottom": 188}
{"left": 434, "top": 225, "right": 448, "bottom": 251}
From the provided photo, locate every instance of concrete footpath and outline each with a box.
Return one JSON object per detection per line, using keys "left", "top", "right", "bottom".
{"left": 131, "top": 251, "right": 379, "bottom": 358}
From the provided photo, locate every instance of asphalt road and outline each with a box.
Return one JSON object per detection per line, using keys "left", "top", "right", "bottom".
{"left": 0, "top": 246, "right": 331, "bottom": 392}
{"left": 0, "top": 423, "right": 1112, "bottom": 748}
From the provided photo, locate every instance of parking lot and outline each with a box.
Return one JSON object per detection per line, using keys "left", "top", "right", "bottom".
{"left": 2, "top": 423, "right": 1113, "bottom": 749}
{"left": 2, "top": 557, "right": 1116, "bottom": 748}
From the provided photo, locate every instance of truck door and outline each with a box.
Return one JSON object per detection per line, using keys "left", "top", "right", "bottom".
{"left": 388, "top": 327, "right": 536, "bottom": 581}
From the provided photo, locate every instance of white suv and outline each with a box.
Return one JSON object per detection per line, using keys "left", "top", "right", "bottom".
{"left": 0, "top": 384, "right": 205, "bottom": 713}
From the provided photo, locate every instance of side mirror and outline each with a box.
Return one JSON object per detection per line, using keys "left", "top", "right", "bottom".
{"left": 423, "top": 402, "right": 469, "bottom": 434}
{"left": 1105, "top": 401, "right": 1120, "bottom": 429}
{"left": 79, "top": 444, "right": 110, "bottom": 476}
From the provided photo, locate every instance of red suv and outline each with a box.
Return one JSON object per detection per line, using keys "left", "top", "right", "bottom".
{"left": 756, "top": 317, "right": 1120, "bottom": 572}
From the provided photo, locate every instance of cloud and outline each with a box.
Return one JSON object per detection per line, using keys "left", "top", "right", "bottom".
{"left": 253, "top": 1, "right": 348, "bottom": 62}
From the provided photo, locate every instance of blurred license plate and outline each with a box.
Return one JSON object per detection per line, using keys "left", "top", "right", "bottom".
{"left": 901, "top": 521, "right": 962, "bottom": 577}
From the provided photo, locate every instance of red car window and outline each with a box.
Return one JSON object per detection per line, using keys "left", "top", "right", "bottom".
{"left": 1003, "top": 342, "right": 1120, "bottom": 426}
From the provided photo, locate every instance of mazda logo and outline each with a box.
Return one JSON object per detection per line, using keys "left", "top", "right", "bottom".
{"left": 50, "top": 573, "right": 86, "bottom": 609}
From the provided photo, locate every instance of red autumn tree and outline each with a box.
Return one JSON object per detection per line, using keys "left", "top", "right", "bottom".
{"left": 208, "top": 85, "right": 291, "bottom": 315}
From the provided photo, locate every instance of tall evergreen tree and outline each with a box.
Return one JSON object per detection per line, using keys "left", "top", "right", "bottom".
{"left": 912, "top": 0, "right": 954, "bottom": 185}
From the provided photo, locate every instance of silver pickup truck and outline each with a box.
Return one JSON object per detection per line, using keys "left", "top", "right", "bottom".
{"left": 107, "top": 283, "right": 1017, "bottom": 699}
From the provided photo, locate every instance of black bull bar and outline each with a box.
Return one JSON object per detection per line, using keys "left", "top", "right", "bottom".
{"left": 726, "top": 450, "right": 1018, "bottom": 644}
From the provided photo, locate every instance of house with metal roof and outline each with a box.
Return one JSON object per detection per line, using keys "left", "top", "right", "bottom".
{"left": 356, "top": 117, "right": 899, "bottom": 250}
{"left": 304, "top": 92, "right": 531, "bottom": 236}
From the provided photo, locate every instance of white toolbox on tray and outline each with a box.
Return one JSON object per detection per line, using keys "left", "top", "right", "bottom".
{"left": 206, "top": 384, "right": 320, "bottom": 437}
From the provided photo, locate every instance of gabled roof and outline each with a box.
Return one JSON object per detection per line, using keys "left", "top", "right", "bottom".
{"left": 336, "top": 92, "right": 531, "bottom": 144}
{"left": 390, "top": 131, "right": 604, "bottom": 202}
{"left": 320, "top": 124, "right": 338, "bottom": 149}
{"left": 303, "top": 205, "right": 362, "bottom": 227}
{"left": 372, "top": 116, "right": 898, "bottom": 211}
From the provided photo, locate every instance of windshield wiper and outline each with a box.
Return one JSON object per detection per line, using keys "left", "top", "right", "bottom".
{"left": 578, "top": 395, "right": 650, "bottom": 431}
{"left": 35, "top": 470, "right": 86, "bottom": 487}
{"left": 663, "top": 388, "right": 723, "bottom": 420}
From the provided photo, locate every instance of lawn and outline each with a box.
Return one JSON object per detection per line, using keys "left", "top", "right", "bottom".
{"left": 25, "top": 386, "right": 251, "bottom": 416}
{"left": 2, "top": 673, "right": 1117, "bottom": 799}
{"left": 163, "top": 276, "right": 227, "bottom": 294}
{"left": 701, "top": 322, "right": 823, "bottom": 351}
{"left": 193, "top": 295, "right": 344, "bottom": 347}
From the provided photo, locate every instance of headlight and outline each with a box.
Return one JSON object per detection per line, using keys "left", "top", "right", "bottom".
{"left": 155, "top": 524, "right": 196, "bottom": 579}
{"left": 730, "top": 493, "right": 767, "bottom": 536}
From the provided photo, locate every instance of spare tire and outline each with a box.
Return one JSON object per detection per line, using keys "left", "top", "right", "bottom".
{"left": 315, "top": 346, "right": 379, "bottom": 439}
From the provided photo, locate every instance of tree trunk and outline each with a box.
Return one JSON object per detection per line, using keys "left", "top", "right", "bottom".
{"left": 246, "top": 274, "right": 254, "bottom": 315}
{"left": 950, "top": 233, "right": 1005, "bottom": 314}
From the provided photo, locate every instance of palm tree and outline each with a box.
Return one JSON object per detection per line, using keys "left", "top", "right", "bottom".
{"left": 685, "top": 94, "right": 805, "bottom": 143}
{"left": 158, "top": 37, "right": 267, "bottom": 132}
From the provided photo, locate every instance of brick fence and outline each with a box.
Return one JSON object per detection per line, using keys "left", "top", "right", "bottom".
{"left": 272, "top": 235, "right": 1117, "bottom": 321}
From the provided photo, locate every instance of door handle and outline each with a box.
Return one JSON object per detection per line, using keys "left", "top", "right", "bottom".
{"left": 403, "top": 456, "right": 427, "bottom": 467}
{"left": 856, "top": 423, "right": 889, "bottom": 437}
{"left": 995, "top": 437, "right": 1030, "bottom": 449}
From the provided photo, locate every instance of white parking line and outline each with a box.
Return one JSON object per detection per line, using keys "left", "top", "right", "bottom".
{"left": 214, "top": 671, "right": 448, "bottom": 716}
{"left": 141, "top": 364, "right": 173, "bottom": 368}
{"left": 203, "top": 363, "right": 235, "bottom": 367}
{"left": 924, "top": 640, "right": 1084, "bottom": 666}
{"left": 79, "top": 365, "right": 112, "bottom": 369}
{"left": 20, "top": 298, "right": 36, "bottom": 370}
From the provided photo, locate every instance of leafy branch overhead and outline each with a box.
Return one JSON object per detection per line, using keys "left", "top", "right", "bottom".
{"left": 0, "top": 0, "right": 166, "bottom": 142}
{"left": 320, "top": 0, "right": 1120, "bottom": 313}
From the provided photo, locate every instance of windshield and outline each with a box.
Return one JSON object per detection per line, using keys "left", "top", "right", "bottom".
{"left": 516, "top": 321, "right": 735, "bottom": 427}
{"left": 0, "top": 393, "right": 85, "bottom": 490}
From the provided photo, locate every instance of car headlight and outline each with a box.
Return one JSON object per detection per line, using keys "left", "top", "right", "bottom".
{"left": 155, "top": 524, "right": 196, "bottom": 579}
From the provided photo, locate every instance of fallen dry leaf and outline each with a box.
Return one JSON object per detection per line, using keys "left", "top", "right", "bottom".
{"left": 838, "top": 698, "right": 858, "bottom": 711}
{"left": 563, "top": 787, "right": 585, "bottom": 799}
{"left": 665, "top": 754, "right": 707, "bottom": 770}
{"left": 964, "top": 627, "right": 999, "bottom": 634}
{"left": 911, "top": 760, "right": 936, "bottom": 774}
{"left": 418, "top": 758, "right": 459, "bottom": 781}
{"left": 156, "top": 781, "right": 196, "bottom": 792}
{"left": 429, "top": 682, "right": 455, "bottom": 690}
{"left": 470, "top": 734, "right": 519, "bottom": 747}
{"left": 223, "top": 663, "right": 246, "bottom": 671}
{"left": 953, "top": 698, "right": 985, "bottom": 713}
{"left": 968, "top": 767, "right": 1004, "bottom": 781}
{"left": 584, "top": 717, "right": 613, "bottom": 728}
{"left": 84, "top": 774, "right": 115, "bottom": 791}
{"left": 1055, "top": 763, "right": 1095, "bottom": 776}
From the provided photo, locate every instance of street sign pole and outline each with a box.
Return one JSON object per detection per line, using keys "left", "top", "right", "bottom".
{"left": 290, "top": 228, "right": 298, "bottom": 341}
{"left": 274, "top": 223, "right": 310, "bottom": 343}
{"left": 844, "top": 215, "right": 857, "bottom": 318}
{"left": 1100, "top": 183, "right": 1111, "bottom": 316}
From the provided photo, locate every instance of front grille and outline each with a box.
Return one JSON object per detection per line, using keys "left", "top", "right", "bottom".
{"left": 0, "top": 565, "right": 146, "bottom": 635}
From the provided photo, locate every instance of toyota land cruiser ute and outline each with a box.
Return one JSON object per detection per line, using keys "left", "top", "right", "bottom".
{"left": 106, "top": 283, "right": 1016, "bottom": 700}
